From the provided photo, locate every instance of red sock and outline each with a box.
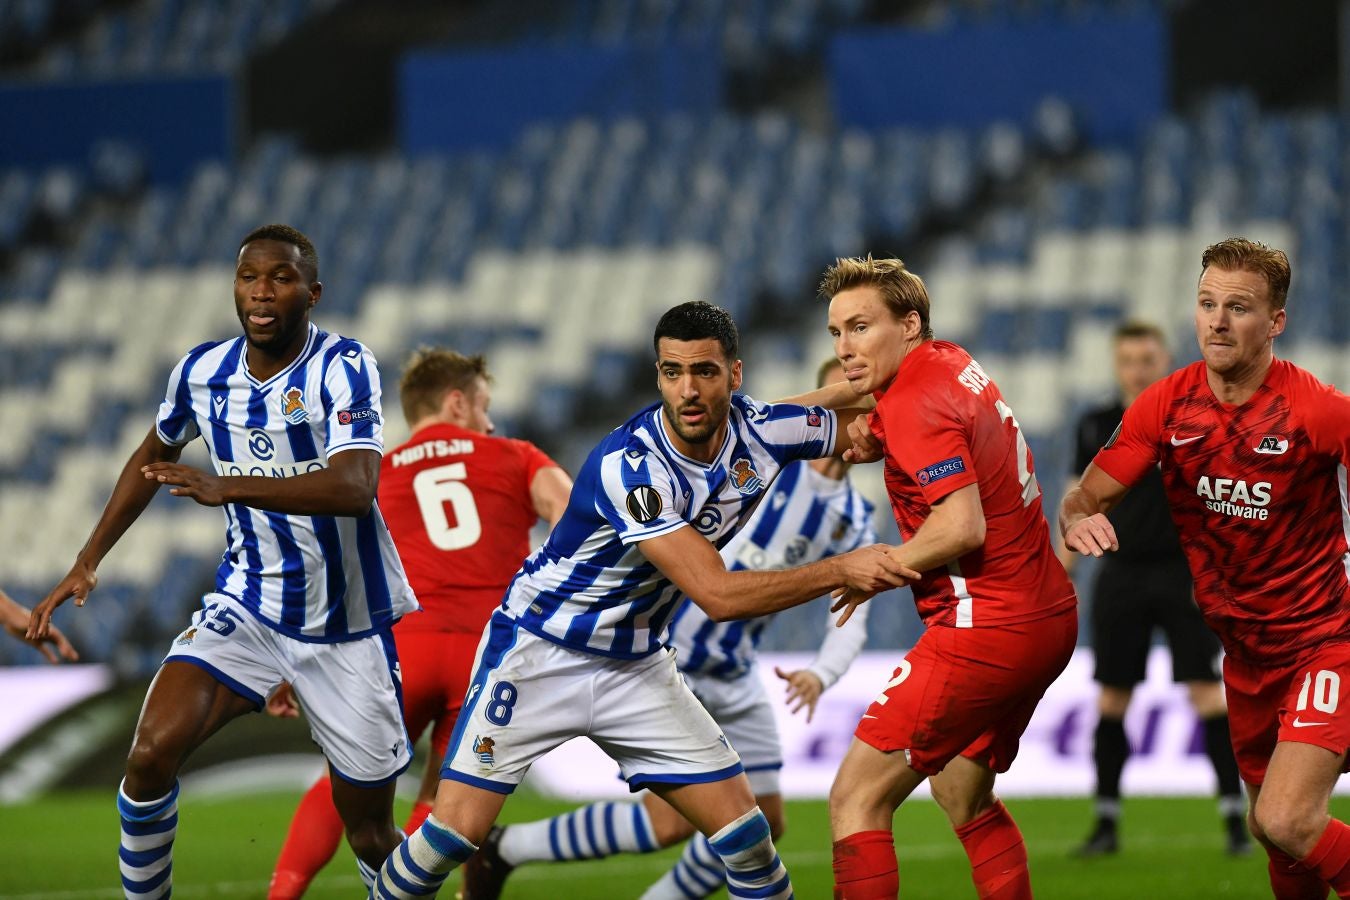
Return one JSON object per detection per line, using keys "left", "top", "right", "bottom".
{"left": 1268, "top": 845, "right": 1329, "bottom": 900}
{"left": 403, "top": 801, "right": 433, "bottom": 836}
{"left": 954, "top": 800, "right": 1031, "bottom": 900}
{"left": 832, "top": 830, "right": 898, "bottom": 899}
{"left": 268, "top": 777, "right": 345, "bottom": 900}
{"left": 1302, "top": 819, "right": 1350, "bottom": 897}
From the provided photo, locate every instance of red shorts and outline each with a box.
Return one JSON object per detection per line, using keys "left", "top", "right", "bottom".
{"left": 395, "top": 629, "right": 483, "bottom": 760}
{"left": 855, "top": 607, "right": 1077, "bottom": 776}
{"left": 1223, "top": 642, "right": 1350, "bottom": 785}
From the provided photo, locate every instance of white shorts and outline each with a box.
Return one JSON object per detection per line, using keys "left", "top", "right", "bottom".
{"left": 443, "top": 615, "right": 742, "bottom": 794}
{"left": 165, "top": 592, "right": 412, "bottom": 785}
{"left": 684, "top": 668, "right": 783, "bottom": 796}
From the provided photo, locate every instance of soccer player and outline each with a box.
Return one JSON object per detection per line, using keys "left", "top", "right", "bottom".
{"left": 1063, "top": 320, "right": 1246, "bottom": 858}
{"left": 461, "top": 357, "right": 878, "bottom": 900}
{"left": 1062, "top": 238, "right": 1350, "bottom": 898}
{"left": 27, "top": 224, "right": 419, "bottom": 898}
{"left": 812, "top": 256, "right": 1078, "bottom": 900}
{"left": 267, "top": 348, "right": 573, "bottom": 898}
{"left": 368, "top": 301, "right": 917, "bottom": 899}
{"left": 2, "top": 587, "right": 77, "bottom": 663}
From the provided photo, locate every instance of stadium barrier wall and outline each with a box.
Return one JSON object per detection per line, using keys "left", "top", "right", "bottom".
{"left": 828, "top": 12, "right": 1166, "bottom": 145}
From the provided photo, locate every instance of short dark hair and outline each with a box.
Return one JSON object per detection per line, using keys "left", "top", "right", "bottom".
{"left": 398, "top": 347, "right": 490, "bottom": 427}
{"left": 652, "top": 301, "right": 739, "bottom": 360}
{"left": 239, "top": 224, "right": 319, "bottom": 281}
{"left": 816, "top": 357, "right": 843, "bottom": 388}
{"left": 1112, "top": 320, "right": 1167, "bottom": 345}
{"left": 1200, "top": 237, "right": 1290, "bottom": 310}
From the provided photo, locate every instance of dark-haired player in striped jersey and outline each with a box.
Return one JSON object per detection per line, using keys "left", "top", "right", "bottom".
{"left": 29, "top": 225, "right": 419, "bottom": 900}
{"left": 1063, "top": 238, "right": 1350, "bottom": 899}
{"left": 463, "top": 358, "right": 877, "bottom": 900}
{"left": 369, "top": 302, "right": 917, "bottom": 900}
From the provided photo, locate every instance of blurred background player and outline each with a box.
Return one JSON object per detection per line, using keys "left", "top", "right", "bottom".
{"left": 815, "top": 256, "right": 1078, "bottom": 900}
{"left": 267, "top": 347, "right": 572, "bottom": 898}
{"left": 369, "top": 301, "right": 915, "bottom": 900}
{"left": 2, "top": 587, "right": 77, "bottom": 664}
{"left": 463, "top": 357, "right": 877, "bottom": 900}
{"left": 1062, "top": 238, "right": 1350, "bottom": 899}
{"left": 1062, "top": 320, "right": 1246, "bottom": 858}
{"left": 27, "top": 224, "right": 419, "bottom": 898}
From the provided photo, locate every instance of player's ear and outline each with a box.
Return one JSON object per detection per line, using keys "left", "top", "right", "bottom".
{"left": 730, "top": 359, "right": 743, "bottom": 392}
{"left": 308, "top": 281, "right": 322, "bottom": 308}
{"left": 1270, "top": 307, "right": 1286, "bottom": 340}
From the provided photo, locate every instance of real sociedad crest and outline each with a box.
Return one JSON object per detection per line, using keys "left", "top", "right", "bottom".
{"left": 281, "top": 387, "right": 309, "bottom": 425}
{"left": 729, "top": 458, "right": 762, "bottom": 495}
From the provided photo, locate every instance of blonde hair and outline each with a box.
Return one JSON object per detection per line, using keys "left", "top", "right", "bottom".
{"left": 819, "top": 255, "right": 934, "bottom": 340}
{"left": 398, "top": 348, "right": 490, "bottom": 426}
{"left": 1200, "top": 238, "right": 1291, "bottom": 310}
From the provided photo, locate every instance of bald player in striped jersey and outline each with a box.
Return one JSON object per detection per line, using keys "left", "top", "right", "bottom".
{"left": 28, "top": 225, "right": 418, "bottom": 899}
{"left": 462, "top": 358, "right": 877, "bottom": 900}
{"left": 369, "top": 302, "right": 916, "bottom": 900}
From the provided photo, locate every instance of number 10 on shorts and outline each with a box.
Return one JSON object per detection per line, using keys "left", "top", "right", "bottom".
{"left": 1296, "top": 669, "right": 1341, "bottom": 715}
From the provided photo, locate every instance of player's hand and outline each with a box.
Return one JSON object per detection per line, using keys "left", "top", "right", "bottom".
{"left": 828, "top": 545, "right": 919, "bottom": 627}
{"left": 27, "top": 563, "right": 98, "bottom": 641}
{"left": 5, "top": 618, "right": 79, "bottom": 664}
{"left": 142, "top": 463, "right": 228, "bottom": 507}
{"left": 265, "top": 682, "right": 301, "bottom": 719}
{"left": 1063, "top": 513, "right": 1119, "bottom": 558}
{"left": 774, "top": 667, "right": 824, "bottom": 722}
{"left": 830, "top": 586, "right": 876, "bottom": 627}
{"left": 842, "top": 416, "right": 883, "bottom": 464}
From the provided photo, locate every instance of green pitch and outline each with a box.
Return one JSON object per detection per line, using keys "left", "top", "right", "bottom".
{"left": 7, "top": 789, "right": 1342, "bottom": 898}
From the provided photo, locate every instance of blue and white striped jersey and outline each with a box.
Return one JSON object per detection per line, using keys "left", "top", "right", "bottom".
{"left": 667, "top": 461, "right": 877, "bottom": 682}
{"left": 502, "top": 394, "right": 837, "bottom": 658}
{"left": 155, "top": 322, "right": 418, "bottom": 642}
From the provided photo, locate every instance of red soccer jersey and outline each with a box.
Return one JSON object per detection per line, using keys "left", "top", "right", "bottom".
{"left": 379, "top": 423, "right": 561, "bottom": 634}
{"left": 870, "top": 340, "right": 1076, "bottom": 628}
{"left": 1093, "top": 358, "right": 1350, "bottom": 664}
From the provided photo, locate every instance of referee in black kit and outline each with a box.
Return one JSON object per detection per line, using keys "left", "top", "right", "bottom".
{"left": 1063, "top": 320, "right": 1249, "bottom": 857}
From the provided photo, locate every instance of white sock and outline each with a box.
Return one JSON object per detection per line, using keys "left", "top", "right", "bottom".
{"left": 499, "top": 800, "right": 659, "bottom": 865}
{"left": 372, "top": 815, "right": 475, "bottom": 898}
{"left": 117, "top": 780, "right": 178, "bottom": 900}
{"left": 708, "top": 807, "right": 791, "bottom": 900}
{"left": 641, "top": 832, "right": 726, "bottom": 899}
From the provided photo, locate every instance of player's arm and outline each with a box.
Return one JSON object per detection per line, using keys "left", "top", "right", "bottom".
{"left": 28, "top": 427, "right": 184, "bottom": 639}
{"left": 530, "top": 466, "right": 573, "bottom": 528}
{"left": 777, "top": 379, "right": 874, "bottom": 413}
{"left": 1055, "top": 476, "right": 1083, "bottom": 574}
{"left": 142, "top": 448, "right": 380, "bottom": 518}
{"left": 1059, "top": 463, "right": 1131, "bottom": 558}
{"left": 3, "top": 588, "right": 77, "bottom": 663}
{"left": 638, "top": 525, "right": 919, "bottom": 622}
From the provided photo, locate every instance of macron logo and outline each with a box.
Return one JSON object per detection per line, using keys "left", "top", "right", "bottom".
{"left": 1170, "top": 433, "right": 1204, "bottom": 446}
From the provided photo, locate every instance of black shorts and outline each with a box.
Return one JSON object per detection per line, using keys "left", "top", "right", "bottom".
{"left": 1090, "top": 559, "right": 1222, "bottom": 688}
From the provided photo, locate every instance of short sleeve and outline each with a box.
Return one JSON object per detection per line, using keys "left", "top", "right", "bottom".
{"left": 1300, "top": 378, "right": 1350, "bottom": 464}
{"left": 1092, "top": 384, "right": 1164, "bottom": 488}
{"left": 878, "top": 380, "right": 979, "bottom": 505}
{"left": 595, "top": 446, "right": 686, "bottom": 544}
{"left": 323, "top": 342, "right": 385, "bottom": 457}
{"left": 515, "top": 439, "right": 563, "bottom": 484}
{"left": 155, "top": 351, "right": 202, "bottom": 447}
{"left": 738, "top": 395, "right": 837, "bottom": 464}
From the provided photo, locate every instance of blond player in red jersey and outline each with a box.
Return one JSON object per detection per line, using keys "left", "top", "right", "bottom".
{"left": 268, "top": 348, "right": 572, "bottom": 899}
{"left": 1063, "top": 238, "right": 1350, "bottom": 900}
{"left": 796, "top": 257, "right": 1078, "bottom": 899}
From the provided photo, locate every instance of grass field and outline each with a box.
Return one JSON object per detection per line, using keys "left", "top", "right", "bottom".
{"left": 7, "top": 789, "right": 1339, "bottom": 898}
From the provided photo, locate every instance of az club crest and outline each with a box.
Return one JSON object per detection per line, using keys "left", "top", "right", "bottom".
{"left": 473, "top": 735, "right": 496, "bottom": 767}
{"left": 281, "top": 387, "right": 309, "bottom": 425}
{"left": 729, "top": 458, "right": 762, "bottom": 495}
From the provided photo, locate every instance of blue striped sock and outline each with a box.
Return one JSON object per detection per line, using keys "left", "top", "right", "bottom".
{"left": 498, "top": 801, "right": 657, "bottom": 865}
{"left": 641, "top": 833, "right": 727, "bottom": 899}
{"left": 708, "top": 808, "right": 792, "bottom": 900}
{"left": 117, "top": 780, "right": 178, "bottom": 900}
{"left": 371, "top": 815, "right": 475, "bottom": 899}
{"left": 357, "top": 856, "right": 379, "bottom": 890}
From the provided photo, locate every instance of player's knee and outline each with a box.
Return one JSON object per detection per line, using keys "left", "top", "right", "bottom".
{"left": 933, "top": 785, "right": 994, "bottom": 828}
{"left": 345, "top": 819, "right": 401, "bottom": 868}
{"left": 1252, "top": 798, "right": 1322, "bottom": 857}
{"left": 650, "top": 813, "right": 696, "bottom": 847}
{"left": 123, "top": 734, "right": 181, "bottom": 796}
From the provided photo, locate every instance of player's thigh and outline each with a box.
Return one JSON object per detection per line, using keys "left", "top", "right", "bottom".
{"left": 1090, "top": 567, "right": 1152, "bottom": 688}
{"left": 687, "top": 669, "right": 783, "bottom": 796}
{"left": 442, "top": 619, "right": 594, "bottom": 792}
{"left": 652, "top": 773, "right": 759, "bottom": 837}
{"left": 395, "top": 629, "right": 478, "bottom": 756}
{"left": 590, "top": 648, "right": 741, "bottom": 791}
{"left": 1222, "top": 655, "right": 1285, "bottom": 786}
{"left": 288, "top": 628, "right": 412, "bottom": 786}
{"left": 830, "top": 737, "right": 927, "bottom": 836}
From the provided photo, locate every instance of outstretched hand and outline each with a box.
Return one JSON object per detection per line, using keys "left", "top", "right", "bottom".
{"left": 1063, "top": 513, "right": 1119, "bottom": 558}
{"left": 774, "top": 667, "right": 824, "bottom": 723}
{"left": 142, "top": 463, "right": 228, "bottom": 507}
{"left": 829, "top": 545, "right": 920, "bottom": 627}
{"left": 265, "top": 682, "right": 301, "bottom": 719}
{"left": 26, "top": 563, "right": 98, "bottom": 642}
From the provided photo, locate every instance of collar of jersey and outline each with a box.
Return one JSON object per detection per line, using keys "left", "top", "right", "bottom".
{"left": 241, "top": 323, "right": 319, "bottom": 390}
{"left": 652, "top": 405, "right": 732, "bottom": 471}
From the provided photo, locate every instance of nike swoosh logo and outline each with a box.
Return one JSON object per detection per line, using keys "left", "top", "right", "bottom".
{"left": 1170, "top": 433, "right": 1204, "bottom": 446}
{"left": 1292, "top": 718, "right": 1329, "bottom": 728}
